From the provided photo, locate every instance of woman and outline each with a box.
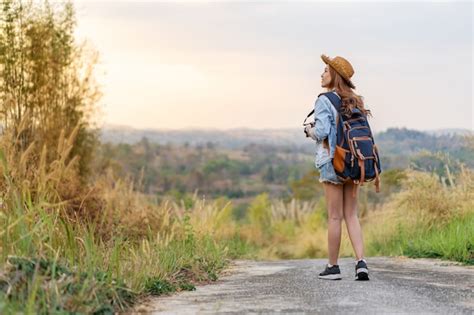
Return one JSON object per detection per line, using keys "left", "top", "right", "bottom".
{"left": 304, "top": 54, "right": 370, "bottom": 281}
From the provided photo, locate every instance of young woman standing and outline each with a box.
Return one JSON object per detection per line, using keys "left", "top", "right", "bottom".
{"left": 304, "top": 54, "right": 371, "bottom": 281}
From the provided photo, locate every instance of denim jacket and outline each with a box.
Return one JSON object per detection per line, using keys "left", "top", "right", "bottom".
{"left": 307, "top": 92, "right": 340, "bottom": 168}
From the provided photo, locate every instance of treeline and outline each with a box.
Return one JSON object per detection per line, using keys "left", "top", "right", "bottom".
{"left": 95, "top": 138, "right": 313, "bottom": 199}
{"left": 376, "top": 128, "right": 473, "bottom": 170}
{"left": 96, "top": 132, "right": 473, "bottom": 203}
{"left": 100, "top": 126, "right": 473, "bottom": 172}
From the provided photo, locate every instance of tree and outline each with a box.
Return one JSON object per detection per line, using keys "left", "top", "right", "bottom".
{"left": 0, "top": 0, "right": 101, "bottom": 182}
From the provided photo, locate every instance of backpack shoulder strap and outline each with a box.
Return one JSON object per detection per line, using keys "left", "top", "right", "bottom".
{"left": 318, "top": 91, "right": 343, "bottom": 129}
{"left": 304, "top": 91, "right": 342, "bottom": 125}
{"left": 318, "top": 91, "right": 342, "bottom": 111}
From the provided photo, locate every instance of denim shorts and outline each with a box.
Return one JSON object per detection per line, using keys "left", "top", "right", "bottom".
{"left": 319, "top": 160, "right": 344, "bottom": 185}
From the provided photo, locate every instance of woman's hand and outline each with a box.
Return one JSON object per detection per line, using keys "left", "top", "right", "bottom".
{"left": 304, "top": 124, "right": 317, "bottom": 140}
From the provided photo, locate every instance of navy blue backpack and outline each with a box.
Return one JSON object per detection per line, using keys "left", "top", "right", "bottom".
{"left": 320, "top": 91, "right": 382, "bottom": 192}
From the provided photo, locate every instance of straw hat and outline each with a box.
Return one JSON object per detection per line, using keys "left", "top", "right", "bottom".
{"left": 321, "top": 54, "right": 356, "bottom": 89}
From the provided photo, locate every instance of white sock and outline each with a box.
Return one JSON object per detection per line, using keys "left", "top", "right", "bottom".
{"left": 328, "top": 263, "right": 334, "bottom": 268}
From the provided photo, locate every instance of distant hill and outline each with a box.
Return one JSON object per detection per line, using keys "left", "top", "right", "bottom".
{"left": 425, "top": 128, "right": 473, "bottom": 137}
{"left": 100, "top": 125, "right": 471, "bottom": 147}
{"left": 100, "top": 126, "right": 473, "bottom": 170}
{"left": 100, "top": 125, "right": 306, "bottom": 148}
{"left": 374, "top": 128, "right": 473, "bottom": 168}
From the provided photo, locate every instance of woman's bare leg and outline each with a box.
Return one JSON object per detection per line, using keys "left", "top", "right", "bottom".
{"left": 323, "top": 183, "right": 344, "bottom": 265}
{"left": 343, "top": 181, "right": 365, "bottom": 260}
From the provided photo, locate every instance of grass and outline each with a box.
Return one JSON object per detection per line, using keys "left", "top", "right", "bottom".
{"left": 368, "top": 212, "right": 474, "bottom": 265}
{"left": 0, "top": 122, "right": 243, "bottom": 313}
{"left": 0, "top": 199, "right": 230, "bottom": 313}
{"left": 0, "top": 121, "right": 472, "bottom": 313}
{"left": 405, "top": 213, "right": 474, "bottom": 264}
{"left": 365, "top": 169, "right": 474, "bottom": 265}
{"left": 218, "top": 169, "right": 473, "bottom": 265}
{"left": 2, "top": 165, "right": 472, "bottom": 313}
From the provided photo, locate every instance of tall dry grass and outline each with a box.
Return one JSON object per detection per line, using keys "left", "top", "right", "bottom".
{"left": 0, "top": 121, "right": 233, "bottom": 313}
{"left": 364, "top": 167, "right": 473, "bottom": 263}
{"left": 230, "top": 193, "right": 353, "bottom": 260}
{"left": 208, "top": 166, "right": 473, "bottom": 263}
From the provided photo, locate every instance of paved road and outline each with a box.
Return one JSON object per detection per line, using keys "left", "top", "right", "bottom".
{"left": 138, "top": 256, "right": 474, "bottom": 314}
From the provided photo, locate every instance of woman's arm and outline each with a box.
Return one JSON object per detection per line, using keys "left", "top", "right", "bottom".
{"left": 307, "top": 95, "right": 332, "bottom": 141}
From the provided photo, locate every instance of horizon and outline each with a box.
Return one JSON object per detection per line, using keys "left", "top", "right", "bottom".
{"left": 74, "top": 1, "right": 473, "bottom": 132}
{"left": 101, "top": 123, "right": 472, "bottom": 134}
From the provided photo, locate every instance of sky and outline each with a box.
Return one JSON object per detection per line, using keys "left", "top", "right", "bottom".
{"left": 73, "top": 0, "right": 473, "bottom": 132}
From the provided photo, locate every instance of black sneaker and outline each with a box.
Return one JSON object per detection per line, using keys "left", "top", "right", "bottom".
{"left": 318, "top": 264, "right": 342, "bottom": 280}
{"left": 355, "top": 259, "right": 369, "bottom": 281}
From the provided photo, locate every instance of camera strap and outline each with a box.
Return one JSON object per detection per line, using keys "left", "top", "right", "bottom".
{"left": 303, "top": 109, "right": 314, "bottom": 126}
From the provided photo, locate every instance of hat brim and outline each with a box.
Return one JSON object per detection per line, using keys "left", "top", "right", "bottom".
{"left": 321, "top": 54, "right": 356, "bottom": 89}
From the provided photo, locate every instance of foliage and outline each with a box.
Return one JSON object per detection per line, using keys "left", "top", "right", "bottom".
{"left": 0, "top": 2, "right": 231, "bottom": 313}
{"left": 0, "top": 180, "right": 231, "bottom": 313}
{"left": 95, "top": 139, "right": 312, "bottom": 200}
{"left": 0, "top": 0, "right": 101, "bottom": 183}
{"left": 94, "top": 131, "right": 473, "bottom": 207}
{"left": 365, "top": 168, "right": 474, "bottom": 264}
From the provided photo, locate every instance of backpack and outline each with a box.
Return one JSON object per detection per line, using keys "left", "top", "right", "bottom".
{"left": 318, "top": 91, "right": 382, "bottom": 193}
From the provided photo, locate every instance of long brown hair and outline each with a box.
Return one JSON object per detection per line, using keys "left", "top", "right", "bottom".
{"left": 327, "top": 66, "right": 371, "bottom": 117}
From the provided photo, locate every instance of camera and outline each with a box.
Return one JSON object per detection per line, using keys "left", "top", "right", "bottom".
{"left": 303, "top": 122, "right": 315, "bottom": 138}
{"left": 303, "top": 110, "right": 315, "bottom": 138}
